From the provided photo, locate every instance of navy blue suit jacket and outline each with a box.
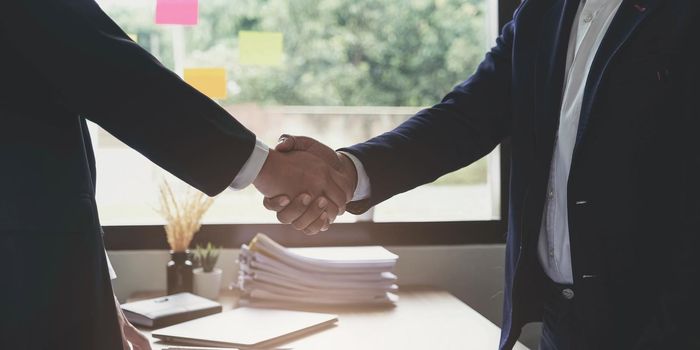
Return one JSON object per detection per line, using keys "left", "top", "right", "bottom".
{"left": 1, "top": 1, "right": 255, "bottom": 348}
{"left": 342, "top": 0, "right": 699, "bottom": 348}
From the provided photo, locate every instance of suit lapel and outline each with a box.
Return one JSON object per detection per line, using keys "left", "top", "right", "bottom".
{"left": 573, "top": 0, "right": 662, "bottom": 154}
{"left": 534, "top": 0, "right": 581, "bottom": 160}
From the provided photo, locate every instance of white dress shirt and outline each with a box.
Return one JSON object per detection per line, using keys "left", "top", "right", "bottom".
{"left": 349, "top": 0, "right": 624, "bottom": 285}
{"left": 229, "top": 138, "right": 271, "bottom": 190}
{"left": 537, "top": 0, "right": 622, "bottom": 284}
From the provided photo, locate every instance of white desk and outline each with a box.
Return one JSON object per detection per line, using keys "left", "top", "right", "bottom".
{"left": 132, "top": 286, "right": 529, "bottom": 350}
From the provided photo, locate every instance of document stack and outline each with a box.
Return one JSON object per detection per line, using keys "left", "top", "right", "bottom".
{"left": 236, "top": 233, "right": 399, "bottom": 306}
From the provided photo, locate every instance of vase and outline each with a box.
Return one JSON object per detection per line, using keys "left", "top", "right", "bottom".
{"left": 193, "top": 267, "right": 223, "bottom": 300}
{"left": 167, "top": 250, "right": 193, "bottom": 295}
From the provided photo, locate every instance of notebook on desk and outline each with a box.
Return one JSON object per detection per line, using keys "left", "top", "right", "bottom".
{"left": 121, "top": 292, "right": 222, "bottom": 328}
{"left": 152, "top": 307, "right": 338, "bottom": 348}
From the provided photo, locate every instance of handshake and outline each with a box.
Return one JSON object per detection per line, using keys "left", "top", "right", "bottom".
{"left": 252, "top": 134, "right": 358, "bottom": 235}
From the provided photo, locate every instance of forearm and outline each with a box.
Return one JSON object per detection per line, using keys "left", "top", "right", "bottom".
{"left": 1, "top": 0, "right": 257, "bottom": 196}
{"left": 338, "top": 21, "right": 515, "bottom": 210}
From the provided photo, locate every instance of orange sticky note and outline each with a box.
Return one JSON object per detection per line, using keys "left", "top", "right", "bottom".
{"left": 239, "top": 31, "right": 284, "bottom": 66}
{"left": 184, "top": 68, "right": 227, "bottom": 99}
{"left": 156, "top": 0, "right": 198, "bottom": 25}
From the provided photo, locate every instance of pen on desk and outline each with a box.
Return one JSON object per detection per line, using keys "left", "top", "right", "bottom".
{"left": 162, "top": 347, "right": 293, "bottom": 350}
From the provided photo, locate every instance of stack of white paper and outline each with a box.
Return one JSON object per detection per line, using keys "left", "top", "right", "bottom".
{"left": 236, "top": 233, "right": 399, "bottom": 306}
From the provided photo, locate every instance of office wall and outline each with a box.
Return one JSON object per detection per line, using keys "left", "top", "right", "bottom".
{"left": 108, "top": 245, "right": 541, "bottom": 348}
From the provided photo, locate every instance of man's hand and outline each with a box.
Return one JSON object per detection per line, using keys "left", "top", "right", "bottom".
{"left": 115, "top": 295, "right": 151, "bottom": 350}
{"left": 262, "top": 135, "right": 358, "bottom": 234}
{"left": 253, "top": 140, "right": 355, "bottom": 234}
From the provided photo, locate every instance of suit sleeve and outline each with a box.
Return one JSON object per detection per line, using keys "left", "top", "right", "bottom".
{"left": 0, "top": 0, "right": 255, "bottom": 196}
{"left": 339, "top": 20, "right": 516, "bottom": 213}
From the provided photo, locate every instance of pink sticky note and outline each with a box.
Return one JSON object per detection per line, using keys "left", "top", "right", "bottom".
{"left": 156, "top": 0, "right": 198, "bottom": 25}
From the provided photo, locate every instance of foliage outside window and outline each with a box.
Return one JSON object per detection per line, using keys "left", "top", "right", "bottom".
{"left": 93, "top": 0, "right": 500, "bottom": 225}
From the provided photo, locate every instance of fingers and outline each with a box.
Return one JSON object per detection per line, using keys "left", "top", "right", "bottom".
{"left": 305, "top": 201, "right": 339, "bottom": 234}
{"left": 289, "top": 136, "right": 317, "bottom": 151}
{"left": 323, "top": 200, "right": 339, "bottom": 225}
{"left": 292, "top": 197, "right": 334, "bottom": 232}
{"left": 263, "top": 195, "right": 291, "bottom": 212}
{"left": 265, "top": 173, "right": 347, "bottom": 224}
{"left": 113, "top": 296, "right": 130, "bottom": 350}
{"left": 322, "top": 172, "right": 349, "bottom": 215}
{"left": 265, "top": 192, "right": 339, "bottom": 234}
{"left": 122, "top": 331, "right": 129, "bottom": 350}
{"left": 303, "top": 213, "right": 330, "bottom": 235}
{"left": 120, "top": 317, "right": 130, "bottom": 350}
{"left": 276, "top": 193, "right": 313, "bottom": 224}
{"left": 123, "top": 323, "right": 152, "bottom": 350}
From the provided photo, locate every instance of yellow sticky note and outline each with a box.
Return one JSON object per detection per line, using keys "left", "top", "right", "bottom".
{"left": 128, "top": 33, "right": 138, "bottom": 42}
{"left": 184, "top": 68, "right": 227, "bottom": 99}
{"left": 238, "top": 31, "right": 283, "bottom": 66}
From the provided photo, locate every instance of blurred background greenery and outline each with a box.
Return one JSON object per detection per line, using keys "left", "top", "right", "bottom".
{"left": 93, "top": 0, "right": 498, "bottom": 224}
{"left": 103, "top": 0, "right": 488, "bottom": 107}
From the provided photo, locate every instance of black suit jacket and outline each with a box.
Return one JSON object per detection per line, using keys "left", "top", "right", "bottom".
{"left": 0, "top": 1, "right": 255, "bottom": 348}
{"left": 341, "top": 0, "right": 700, "bottom": 348}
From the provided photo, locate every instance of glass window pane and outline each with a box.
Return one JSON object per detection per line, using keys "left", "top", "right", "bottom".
{"left": 94, "top": 0, "right": 500, "bottom": 225}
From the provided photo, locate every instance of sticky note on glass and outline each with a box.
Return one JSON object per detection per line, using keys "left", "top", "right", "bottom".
{"left": 156, "top": 0, "right": 198, "bottom": 25}
{"left": 184, "top": 68, "right": 227, "bottom": 99}
{"left": 238, "top": 31, "right": 284, "bottom": 66}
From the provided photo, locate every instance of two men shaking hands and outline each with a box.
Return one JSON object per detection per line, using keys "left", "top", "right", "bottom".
{"left": 254, "top": 135, "right": 360, "bottom": 235}
{"left": 8, "top": 0, "right": 699, "bottom": 348}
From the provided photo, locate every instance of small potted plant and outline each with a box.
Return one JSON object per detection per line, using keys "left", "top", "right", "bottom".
{"left": 158, "top": 179, "right": 215, "bottom": 295}
{"left": 193, "top": 242, "right": 223, "bottom": 300}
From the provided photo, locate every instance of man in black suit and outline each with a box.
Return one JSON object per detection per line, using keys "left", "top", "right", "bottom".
{"left": 0, "top": 0, "right": 351, "bottom": 349}
{"left": 265, "top": 0, "right": 700, "bottom": 348}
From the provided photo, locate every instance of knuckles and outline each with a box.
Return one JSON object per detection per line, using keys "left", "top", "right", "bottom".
{"left": 277, "top": 211, "right": 294, "bottom": 224}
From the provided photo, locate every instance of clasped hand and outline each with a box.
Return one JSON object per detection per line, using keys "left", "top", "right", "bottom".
{"left": 253, "top": 135, "right": 357, "bottom": 235}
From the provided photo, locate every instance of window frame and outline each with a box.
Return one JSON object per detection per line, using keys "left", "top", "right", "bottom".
{"left": 104, "top": 0, "right": 521, "bottom": 250}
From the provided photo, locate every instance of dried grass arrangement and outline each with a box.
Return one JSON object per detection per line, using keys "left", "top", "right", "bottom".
{"left": 158, "top": 179, "right": 215, "bottom": 252}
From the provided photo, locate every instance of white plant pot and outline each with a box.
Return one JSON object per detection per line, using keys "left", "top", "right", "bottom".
{"left": 193, "top": 267, "right": 223, "bottom": 300}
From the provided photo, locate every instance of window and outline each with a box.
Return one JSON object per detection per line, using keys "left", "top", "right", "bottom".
{"left": 94, "top": 0, "right": 503, "bottom": 228}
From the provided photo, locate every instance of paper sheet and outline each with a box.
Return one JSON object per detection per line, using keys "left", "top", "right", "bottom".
{"left": 184, "top": 68, "right": 227, "bottom": 99}
{"left": 156, "top": 0, "right": 199, "bottom": 25}
{"left": 238, "top": 31, "right": 284, "bottom": 66}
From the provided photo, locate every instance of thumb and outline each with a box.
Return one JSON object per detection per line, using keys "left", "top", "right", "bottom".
{"left": 276, "top": 134, "right": 318, "bottom": 153}
{"left": 275, "top": 134, "right": 296, "bottom": 152}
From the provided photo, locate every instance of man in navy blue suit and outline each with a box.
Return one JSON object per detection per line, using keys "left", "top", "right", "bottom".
{"left": 0, "top": 1, "right": 352, "bottom": 349}
{"left": 265, "top": 0, "right": 700, "bottom": 348}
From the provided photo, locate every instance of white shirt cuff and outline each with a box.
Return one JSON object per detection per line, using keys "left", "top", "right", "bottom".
{"left": 338, "top": 151, "right": 371, "bottom": 201}
{"left": 229, "top": 138, "right": 270, "bottom": 190}
{"left": 106, "top": 249, "right": 117, "bottom": 280}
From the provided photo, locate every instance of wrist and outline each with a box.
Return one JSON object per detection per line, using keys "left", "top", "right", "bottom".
{"left": 337, "top": 152, "right": 358, "bottom": 197}
{"left": 253, "top": 149, "right": 278, "bottom": 193}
